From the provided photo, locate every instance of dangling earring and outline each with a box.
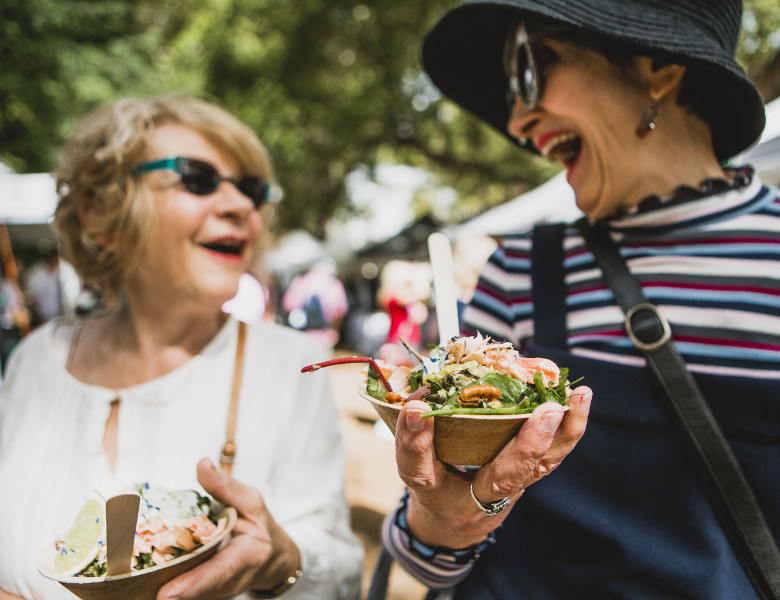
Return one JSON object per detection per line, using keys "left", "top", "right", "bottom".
{"left": 635, "top": 98, "right": 660, "bottom": 137}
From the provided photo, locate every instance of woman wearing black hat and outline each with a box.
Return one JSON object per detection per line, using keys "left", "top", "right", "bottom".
{"left": 381, "top": 1, "right": 780, "bottom": 599}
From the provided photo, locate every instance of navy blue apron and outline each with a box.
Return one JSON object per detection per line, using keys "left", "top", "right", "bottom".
{"left": 452, "top": 224, "right": 780, "bottom": 600}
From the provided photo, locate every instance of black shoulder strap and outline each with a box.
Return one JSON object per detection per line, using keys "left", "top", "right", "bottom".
{"left": 575, "top": 216, "right": 780, "bottom": 600}
{"left": 531, "top": 223, "right": 567, "bottom": 349}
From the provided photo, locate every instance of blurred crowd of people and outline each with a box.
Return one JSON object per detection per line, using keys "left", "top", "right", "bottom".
{"left": 0, "top": 243, "right": 81, "bottom": 370}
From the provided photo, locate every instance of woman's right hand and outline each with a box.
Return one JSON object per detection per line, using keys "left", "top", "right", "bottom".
{"left": 395, "top": 386, "right": 592, "bottom": 549}
{"left": 157, "top": 458, "right": 301, "bottom": 600}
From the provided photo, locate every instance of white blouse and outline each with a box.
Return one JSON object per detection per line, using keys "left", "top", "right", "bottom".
{"left": 0, "top": 317, "right": 363, "bottom": 599}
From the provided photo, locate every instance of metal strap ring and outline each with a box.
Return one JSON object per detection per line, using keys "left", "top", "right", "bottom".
{"left": 625, "top": 302, "right": 671, "bottom": 352}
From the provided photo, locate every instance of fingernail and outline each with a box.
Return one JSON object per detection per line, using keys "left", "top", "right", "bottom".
{"left": 204, "top": 457, "right": 227, "bottom": 483}
{"left": 540, "top": 409, "right": 564, "bottom": 433}
{"left": 406, "top": 410, "right": 426, "bottom": 431}
{"left": 576, "top": 392, "right": 592, "bottom": 416}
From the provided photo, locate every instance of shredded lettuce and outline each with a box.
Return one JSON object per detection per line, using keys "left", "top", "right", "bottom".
{"left": 366, "top": 364, "right": 389, "bottom": 401}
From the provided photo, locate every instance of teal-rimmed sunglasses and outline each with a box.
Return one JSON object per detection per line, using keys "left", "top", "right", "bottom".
{"left": 130, "top": 156, "right": 283, "bottom": 209}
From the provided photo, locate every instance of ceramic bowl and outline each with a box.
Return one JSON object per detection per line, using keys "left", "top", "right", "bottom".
{"left": 38, "top": 506, "right": 237, "bottom": 600}
{"left": 359, "top": 388, "right": 540, "bottom": 466}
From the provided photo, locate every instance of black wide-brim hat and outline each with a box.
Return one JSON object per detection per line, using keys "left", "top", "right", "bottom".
{"left": 422, "top": 0, "right": 766, "bottom": 161}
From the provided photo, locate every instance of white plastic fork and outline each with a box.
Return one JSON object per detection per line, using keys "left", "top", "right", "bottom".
{"left": 428, "top": 232, "right": 460, "bottom": 345}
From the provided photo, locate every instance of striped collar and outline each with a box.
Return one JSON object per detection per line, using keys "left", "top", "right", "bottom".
{"left": 600, "top": 166, "right": 771, "bottom": 235}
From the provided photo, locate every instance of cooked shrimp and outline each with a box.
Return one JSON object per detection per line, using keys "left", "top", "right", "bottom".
{"left": 133, "top": 517, "right": 198, "bottom": 567}
{"left": 490, "top": 355, "right": 560, "bottom": 386}
{"left": 374, "top": 359, "right": 414, "bottom": 395}
{"left": 185, "top": 514, "right": 225, "bottom": 545}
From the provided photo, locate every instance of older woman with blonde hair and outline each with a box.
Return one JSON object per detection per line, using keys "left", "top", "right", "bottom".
{"left": 0, "top": 95, "right": 363, "bottom": 600}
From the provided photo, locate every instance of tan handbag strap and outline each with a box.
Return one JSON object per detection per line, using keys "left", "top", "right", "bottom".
{"left": 66, "top": 321, "right": 85, "bottom": 372}
{"left": 220, "top": 320, "right": 247, "bottom": 473}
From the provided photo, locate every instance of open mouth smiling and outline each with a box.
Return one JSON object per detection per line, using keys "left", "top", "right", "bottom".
{"left": 538, "top": 132, "right": 582, "bottom": 168}
{"left": 200, "top": 239, "right": 246, "bottom": 257}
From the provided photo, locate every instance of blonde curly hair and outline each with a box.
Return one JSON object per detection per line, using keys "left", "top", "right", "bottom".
{"left": 54, "top": 94, "right": 275, "bottom": 294}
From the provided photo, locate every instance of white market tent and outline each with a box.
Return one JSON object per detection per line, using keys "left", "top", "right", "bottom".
{"left": 735, "top": 95, "right": 780, "bottom": 185}
{"left": 0, "top": 172, "right": 57, "bottom": 224}
{"left": 451, "top": 170, "right": 579, "bottom": 238}
{"left": 0, "top": 171, "right": 58, "bottom": 248}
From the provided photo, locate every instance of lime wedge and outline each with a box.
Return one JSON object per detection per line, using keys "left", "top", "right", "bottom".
{"left": 52, "top": 497, "right": 106, "bottom": 577}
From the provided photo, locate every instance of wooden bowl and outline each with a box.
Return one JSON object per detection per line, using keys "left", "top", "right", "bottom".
{"left": 38, "top": 506, "right": 237, "bottom": 600}
{"left": 359, "top": 388, "right": 536, "bottom": 466}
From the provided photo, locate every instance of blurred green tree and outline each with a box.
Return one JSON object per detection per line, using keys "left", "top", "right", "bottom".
{"left": 1, "top": 0, "right": 778, "bottom": 236}
{"left": 740, "top": 0, "right": 780, "bottom": 100}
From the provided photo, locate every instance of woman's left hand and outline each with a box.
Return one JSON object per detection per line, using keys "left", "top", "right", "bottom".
{"left": 157, "top": 458, "right": 300, "bottom": 600}
{"left": 397, "top": 386, "right": 592, "bottom": 549}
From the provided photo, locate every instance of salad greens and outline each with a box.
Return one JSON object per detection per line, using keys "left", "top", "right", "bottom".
{"left": 367, "top": 360, "right": 575, "bottom": 417}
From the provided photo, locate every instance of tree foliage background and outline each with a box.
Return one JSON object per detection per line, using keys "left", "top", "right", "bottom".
{"left": 2, "top": 0, "right": 779, "bottom": 238}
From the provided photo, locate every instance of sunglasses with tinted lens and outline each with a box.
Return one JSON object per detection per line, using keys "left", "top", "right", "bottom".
{"left": 130, "top": 156, "right": 282, "bottom": 209}
{"left": 506, "top": 21, "right": 540, "bottom": 112}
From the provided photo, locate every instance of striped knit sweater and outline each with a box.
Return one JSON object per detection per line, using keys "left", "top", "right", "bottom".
{"left": 462, "top": 167, "right": 780, "bottom": 380}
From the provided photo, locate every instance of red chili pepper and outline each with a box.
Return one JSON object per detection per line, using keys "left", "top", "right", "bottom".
{"left": 301, "top": 356, "right": 393, "bottom": 392}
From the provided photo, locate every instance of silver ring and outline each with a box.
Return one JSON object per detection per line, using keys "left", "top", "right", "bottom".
{"left": 470, "top": 483, "right": 511, "bottom": 517}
